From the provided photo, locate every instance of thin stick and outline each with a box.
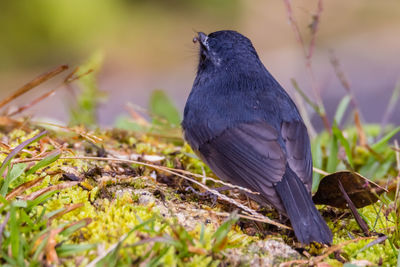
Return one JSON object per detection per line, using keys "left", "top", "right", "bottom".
{"left": 380, "top": 80, "right": 400, "bottom": 139}
{"left": 283, "top": 0, "right": 307, "bottom": 57}
{"left": 283, "top": 0, "right": 330, "bottom": 131}
{"left": 338, "top": 180, "right": 370, "bottom": 235}
{"left": 8, "top": 89, "right": 57, "bottom": 117}
{"left": 313, "top": 167, "right": 329, "bottom": 176}
{"left": 0, "top": 65, "right": 68, "bottom": 109}
{"left": 13, "top": 155, "right": 287, "bottom": 229}
{"left": 162, "top": 167, "right": 260, "bottom": 195}
{"left": 212, "top": 211, "right": 290, "bottom": 229}
{"left": 307, "top": 0, "right": 323, "bottom": 64}
{"left": 330, "top": 50, "right": 364, "bottom": 121}
{"left": 8, "top": 67, "right": 94, "bottom": 117}
{"left": 393, "top": 140, "right": 400, "bottom": 232}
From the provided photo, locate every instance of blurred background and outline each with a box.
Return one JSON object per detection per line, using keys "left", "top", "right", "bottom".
{"left": 0, "top": 0, "right": 399, "bottom": 129}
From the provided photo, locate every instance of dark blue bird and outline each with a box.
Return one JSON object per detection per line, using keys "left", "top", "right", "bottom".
{"left": 182, "top": 30, "right": 332, "bottom": 244}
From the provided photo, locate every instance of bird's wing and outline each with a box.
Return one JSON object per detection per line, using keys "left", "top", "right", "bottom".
{"left": 197, "top": 121, "right": 286, "bottom": 210}
{"left": 281, "top": 121, "right": 313, "bottom": 192}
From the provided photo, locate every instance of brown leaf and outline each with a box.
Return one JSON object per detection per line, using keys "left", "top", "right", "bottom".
{"left": 313, "top": 171, "right": 387, "bottom": 209}
{"left": 32, "top": 218, "right": 92, "bottom": 264}
{"left": 6, "top": 177, "right": 45, "bottom": 200}
{"left": 45, "top": 228, "right": 63, "bottom": 266}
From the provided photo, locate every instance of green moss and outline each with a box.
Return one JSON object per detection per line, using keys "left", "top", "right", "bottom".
{"left": 2, "top": 122, "right": 399, "bottom": 266}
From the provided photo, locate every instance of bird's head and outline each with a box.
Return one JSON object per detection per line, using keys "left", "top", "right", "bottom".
{"left": 193, "top": 30, "right": 260, "bottom": 71}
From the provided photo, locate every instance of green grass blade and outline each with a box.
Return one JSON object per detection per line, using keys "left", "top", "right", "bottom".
{"left": 0, "top": 131, "right": 47, "bottom": 177}
{"left": 10, "top": 204, "right": 20, "bottom": 260}
{"left": 311, "top": 135, "right": 323, "bottom": 192}
{"left": 150, "top": 90, "right": 181, "bottom": 127}
{"left": 397, "top": 248, "right": 400, "bottom": 267}
{"left": 147, "top": 246, "right": 171, "bottom": 267}
{"left": 60, "top": 219, "right": 91, "bottom": 237}
{"left": 26, "top": 150, "right": 60, "bottom": 176}
{"left": 0, "top": 250, "right": 17, "bottom": 265}
{"left": 27, "top": 190, "right": 59, "bottom": 210}
{"left": 334, "top": 94, "right": 351, "bottom": 125}
{"left": 372, "top": 126, "right": 400, "bottom": 151}
{"left": 32, "top": 235, "right": 49, "bottom": 262}
{"left": 332, "top": 124, "right": 353, "bottom": 168}
{"left": 56, "top": 243, "right": 97, "bottom": 257}
{"left": 326, "top": 134, "right": 338, "bottom": 173}
{"left": 212, "top": 212, "right": 238, "bottom": 253}
{"left": 291, "top": 78, "right": 320, "bottom": 114}
{"left": 90, "top": 216, "right": 157, "bottom": 267}
{"left": 0, "top": 163, "right": 27, "bottom": 196}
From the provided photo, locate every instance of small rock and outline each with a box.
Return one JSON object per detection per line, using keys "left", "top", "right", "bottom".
{"left": 350, "top": 260, "right": 374, "bottom": 267}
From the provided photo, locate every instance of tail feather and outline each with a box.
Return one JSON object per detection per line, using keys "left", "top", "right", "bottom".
{"left": 275, "top": 165, "right": 332, "bottom": 244}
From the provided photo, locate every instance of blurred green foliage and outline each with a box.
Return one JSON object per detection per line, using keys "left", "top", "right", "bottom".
{"left": 115, "top": 89, "right": 181, "bottom": 138}
{"left": 0, "top": 0, "right": 239, "bottom": 70}
{"left": 69, "top": 51, "right": 107, "bottom": 128}
{"left": 0, "top": 0, "right": 120, "bottom": 69}
{"left": 150, "top": 90, "right": 181, "bottom": 127}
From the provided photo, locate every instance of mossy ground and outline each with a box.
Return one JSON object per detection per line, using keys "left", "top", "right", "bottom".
{"left": 0, "top": 123, "right": 399, "bottom": 266}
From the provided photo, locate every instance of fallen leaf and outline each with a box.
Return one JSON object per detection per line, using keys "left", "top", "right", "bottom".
{"left": 6, "top": 177, "right": 45, "bottom": 200}
{"left": 313, "top": 171, "right": 387, "bottom": 209}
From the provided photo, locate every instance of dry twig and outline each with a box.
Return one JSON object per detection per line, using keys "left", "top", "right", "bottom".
{"left": 282, "top": 0, "right": 330, "bottom": 131}
{"left": 0, "top": 65, "right": 68, "bottom": 109}
{"left": 12, "top": 155, "right": 288, "bottom": 229}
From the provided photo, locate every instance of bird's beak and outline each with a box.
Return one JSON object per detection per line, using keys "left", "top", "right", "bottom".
{"left": 197, "top": 32, "right": 207, "bottom": 44}
{"left": 193, "top": 32, "right": 209, "bottom": 51}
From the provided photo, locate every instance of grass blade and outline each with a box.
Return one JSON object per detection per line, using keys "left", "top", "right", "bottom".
{"left": 27, "top": 190, "right": 59, "bottom": 210}
{"left": 26, "top": 150, "right": 61, "bottom": 176}
{"left": 0, "top": 163, "right": 27, "bottom": 196}
{"left": 372, "top": 126, "right": 400, "bottom": 151}
{"left": 380, "top": 80, "right": 400, "bottom": 137}
{"left": 212, "top": 211, "right": 239, "bottom": 253}
{"left": 332, "top": 124, "right": 353, "bottom": 168}
{"left": 10, "top": 204, "right": 20, "bottom": 260}
{"left": 150, "top": 90, "right": 181, "bottom": 127}
{"left": 56, "top": 243, "right": 97, "bottom": 257}
{"left": 60, "top": 218, "right": 92, "bottom": 237}
{"left": 311, "top": 135, "right": 323, "bottom": 192}
{"left": 87, "top": 216, "right": 157, "bottom": 267}
{"left": 397, "top": 248, "right": 400, "bottom": 267}
{"left": 0, "top": 131, "right": 47, "bottom": 177}
{"left": 326, "top": 134, "right": 339, "bottom": 173}
{"left": 291, "top": 78, "right": 320, "bottom": 113}
{"left": 334, "top": 94, "right": 351, "bottom": 125}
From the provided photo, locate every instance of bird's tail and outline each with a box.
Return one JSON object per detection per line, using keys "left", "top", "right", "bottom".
{"left": 275, "top": 165, "right": 332, "bottom": 244}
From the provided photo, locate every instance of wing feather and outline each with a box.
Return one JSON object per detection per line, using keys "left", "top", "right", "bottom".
{"left": 281, "top": 121, "right": 313, "bottom": 192}
{"left": 198, "top": 121, "right": 286, "bottom": 211}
